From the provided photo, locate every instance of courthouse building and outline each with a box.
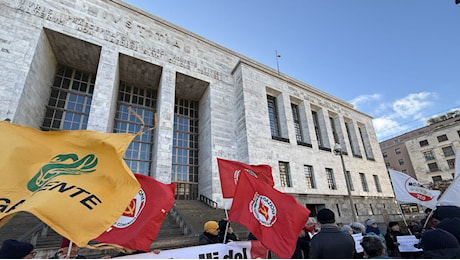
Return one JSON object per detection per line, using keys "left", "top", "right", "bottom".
{"left": 0, "top": 0, "right": 398, "bottom": 223}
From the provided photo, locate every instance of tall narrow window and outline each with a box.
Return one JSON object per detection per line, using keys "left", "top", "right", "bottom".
{"left": 267, "top": 95, "right": 280, "bottom": 138}
{"left": 345, "top": 171, "right": 354, "bottom": 191}
{"left": 360, "top": 173, "right": 369, "bottom": 192}
{"left": 359, "top": 125, "right": 374, "bottom": 160}
{"left": 172, "top": 98, "right": 199, "bottom": 200}
{"left": 326, "top": 168, "right": 336, "bottom": 190}
{"left": 373, "top": 175, "right": 382, "bottom": 192}
{"left": 42, "top": 65, "right": 94, "bottom": 131}
{"left": 279, "top": 161, "right": 292, "bottom": 187}
{"left": 447, "top": 159, "right": 455, "bottom": 169}
{"left": 304, "top": 165, "right": 316, "bottom": 189}
{"left": 291, "top": 103, "right": 304, "bottom": 143}
{"left": 330, "top": 117, "right": 340, "bottom": 145}
{"left": 345, "top": 120, "right": 361, "bottom": 158}
{"left": 312, "top": 111, "right": 322, "bottom": 147}
{"left": 114, "top": 82, "right": 156, "bottom": 176}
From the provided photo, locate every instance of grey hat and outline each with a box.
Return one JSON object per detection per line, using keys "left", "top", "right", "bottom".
{"left": 366, "top": 218, "right": 377, "bottom": 226}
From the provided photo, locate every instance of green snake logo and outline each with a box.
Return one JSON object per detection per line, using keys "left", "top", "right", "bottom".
{"left": 27, "top": 154, "right": 98, "bottom": 192}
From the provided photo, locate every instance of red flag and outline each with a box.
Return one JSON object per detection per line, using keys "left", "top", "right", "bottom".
{"left": 228, "top": 172, "right": 310, "bottom": 259}
{"left": 217, "top": 158, "right": 274, "bottom": 198}
{"left": 93, "top": 174, "right": 176, "bottom": 252}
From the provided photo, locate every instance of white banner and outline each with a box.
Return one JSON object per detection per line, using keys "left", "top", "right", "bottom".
{"left": 114, "top": 241, "right": 268, "bottom": 259}
{"left": 389, "top": 169, "right": 440, "bottom": 209}
{"left": 397, "top": 235, "right": 422, "bottom": 252}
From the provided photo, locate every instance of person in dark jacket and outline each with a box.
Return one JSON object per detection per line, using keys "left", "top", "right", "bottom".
{"left": 218, "top": 219, "right": 240, "bottom": 243}
{"left": 420, "top": 228, "right": 460, "bottom": 258}
{"left": 384, "top": 221, "right": 404, "bottom": 257}
{"left": 309, "top": 208, "right": 355, "bottom": 258}
{"left": 199, "top": 220, "right": 220, "bottom": 245}
{"left": 0, "top": 239, "right": 35, "bottom": 259}
{"left": 361, "top": 235, "right": 390, "bottom": 259}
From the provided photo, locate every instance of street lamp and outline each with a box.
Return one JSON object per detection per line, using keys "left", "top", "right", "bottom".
{"left": 334, "top": 143, "right": 358, "bottom": 222}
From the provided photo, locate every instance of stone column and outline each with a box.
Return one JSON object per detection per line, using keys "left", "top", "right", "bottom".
{"left": 151, "top": 66, "right": 175, "bottom": 183}
{"left": 86, "top": 46, "right": 119, "bottom": 133}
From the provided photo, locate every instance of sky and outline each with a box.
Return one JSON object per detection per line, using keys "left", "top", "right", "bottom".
{"left": 124, "top": 0, "right": 460, "bottom": 142}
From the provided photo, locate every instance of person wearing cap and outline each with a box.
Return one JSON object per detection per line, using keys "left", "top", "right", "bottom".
{"left": 365, "top": 218, "right": 388, "bottom": 256}
{"left": 199, "top": 220, "right": 220, "bottom": 245}
{"left": 309, "top": 208, "right": 355, "bottom": 258}
{"left": 384, "top": 221, "right": 405, "bottom": 257}
{"left": 420, "top": 228, "right": 460, "bottom": 258}
{"left": 0, "top": 239, "right": 35, "bottom": 259}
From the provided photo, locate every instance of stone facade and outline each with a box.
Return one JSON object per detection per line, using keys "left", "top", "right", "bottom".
{"left": 0, "top": 0, "right": 397, "bottom": 224}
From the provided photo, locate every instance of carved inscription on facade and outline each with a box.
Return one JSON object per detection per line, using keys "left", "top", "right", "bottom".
{"left": 16, "top": 0, "right": 222, "bottom": 81}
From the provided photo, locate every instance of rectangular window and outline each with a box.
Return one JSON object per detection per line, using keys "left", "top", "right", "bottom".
{"left": 172, "top": 98, "right": 199, "bottom": 196}
{"left": 442, "top": 146, "right": 455, "bottom": 157}
{"left": 291, "top": 103, "right": 304, "bottom": 143}
{"left": 304, "top": 165, "right": 316, "bottom": 189}
{"left": 447, "top": 159, "right": 455, "bottom": 169}
{"left": 383, "top": 152, "right": 387, "bottom": 158}
{"left": 312, "top": 111, "right": 323, "bottom": 148}
{"left": 398, "top": 159, "right": 404, "bottom": 165}
{"left": 279, "top": 161, "right": 292, "bottom": 187}
{"left": 432, "top": 175, "right": 442, "bottom": 182}
{"left": 42, "top": 65, "right": 94, "bottom": 131}
{"left": 373, "top": 175, "right": 382, "bottom": 193}
{"left": 385, "top": 162, "right": 390, "bottom": 168}
{"left": 423, "top": 150, "right": 435, "bottom": 161}
{"left": 437, "top": 134, "right": 448, "bottom": 142}
{"left": 419, "top": 140, "right": 429, "bottom": 147}
{"left": 345, "top": 171, "right": 354, "bottom": 191}
{"left": 428, "top": 162, "right": 440, "bottom": 172}
{"left": 330, "top": 117, "right": 340, "bottom": 145}
{"left": 360, "top": 173, "right": 369, "bottom": 192}
{"left": 114, "top": 81, "right": 157, "bottom": 176}
{"left": 267, "top": 95, "right": 280, "bottom": 138}
{"left": 395, "top": 148, "right": 401, "bottom": 155}
{"left": 326, "top": 168, "right": 336, "bottom": 190}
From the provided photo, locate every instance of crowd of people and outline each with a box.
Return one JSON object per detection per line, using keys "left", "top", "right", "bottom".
{"left": 2, "top": 207, "right": 460, "bottom": 259}
{"left": 195, "top": 207, "right": 460, "bottom": 259}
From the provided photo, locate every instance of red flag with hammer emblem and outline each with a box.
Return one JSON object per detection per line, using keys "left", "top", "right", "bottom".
{"left": 93, "top": 174, "right": 176, "bottom": 252}
{"left": 228, "top": 171, "right": 310, "bottom": 259}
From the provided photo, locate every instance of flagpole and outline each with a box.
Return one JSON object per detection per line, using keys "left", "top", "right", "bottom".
{"left": 67, "top": 241, "right": 73, "bottom": 258}
{"left": 275, "top": 50, "right": 280, "bottom": 75}
{"left": 397, "top": 203, "right": 412, "bottom": 235}
{"left": 223, "top": 208, "right": 229, "bottom": 243}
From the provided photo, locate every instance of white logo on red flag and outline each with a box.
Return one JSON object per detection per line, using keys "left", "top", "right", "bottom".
{"left": 249, "top": 192, "right": 277, "bottom": 227}
{"left": 113, "top": 188, "right": 146, "bottom": 228}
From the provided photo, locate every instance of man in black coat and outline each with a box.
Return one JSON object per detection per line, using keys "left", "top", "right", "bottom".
{"left": 309, "top": 208, "right": 355, "bottom": 259}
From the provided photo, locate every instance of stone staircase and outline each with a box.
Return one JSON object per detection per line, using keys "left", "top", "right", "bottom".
{"left": 0, "top": 199, "right": 251, "bottom": 258}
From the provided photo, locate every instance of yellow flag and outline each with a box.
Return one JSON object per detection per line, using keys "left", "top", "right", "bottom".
{"left": 0, "top": 121, "right": 141, "bottom": 247}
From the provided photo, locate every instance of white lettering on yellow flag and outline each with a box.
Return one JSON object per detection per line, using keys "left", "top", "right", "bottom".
{"left": 0, "top": 122, "right": 140, "bottom": 247}
{"left": 389, "top": 169, "right": 440, "bottom": 209}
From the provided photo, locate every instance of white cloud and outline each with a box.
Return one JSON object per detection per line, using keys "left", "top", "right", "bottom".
{"left": 372, "top": 117, "right": 405, "bottom": 140}
{"left": 349, "top": 94, "right": 381, "bottom": 109}
{"left": 392, "top": 92, "right": 434, "bottom": 119}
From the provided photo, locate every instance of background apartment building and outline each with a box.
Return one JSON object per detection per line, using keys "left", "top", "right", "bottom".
{"left": 380, "top": 110, "right": 460, "bottom": 187}
{"left": 0, "top": 0, "right": 398, "bottom": 224}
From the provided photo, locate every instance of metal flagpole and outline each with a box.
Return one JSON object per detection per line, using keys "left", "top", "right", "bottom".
{"left": 397, "top": 203, "right": 412, "bottom": 235}
{"left": 275, "top": 50, "right": 280, "bottom": 74}
{"left": 223, "top": 208, "right": 229, "bottom": 243}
